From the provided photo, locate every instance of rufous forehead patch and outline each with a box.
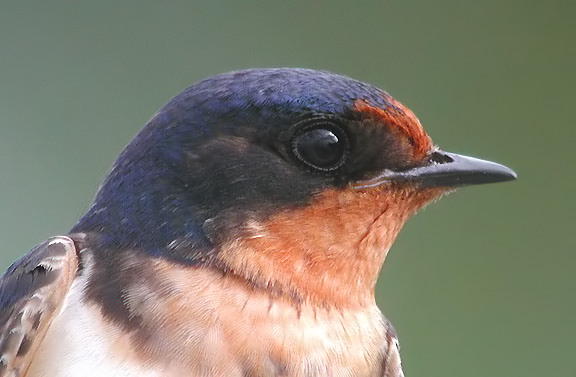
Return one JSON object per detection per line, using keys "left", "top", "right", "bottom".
{"left": 353, "top": 99, "right": 432, "bottom": 159}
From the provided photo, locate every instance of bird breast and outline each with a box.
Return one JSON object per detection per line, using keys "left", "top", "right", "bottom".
{"left": 27, "top": 253, "right": 394, "bottom": 377}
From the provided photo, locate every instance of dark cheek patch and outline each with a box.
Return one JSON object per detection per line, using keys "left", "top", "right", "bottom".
{"left": 353, "top": 99, "right": 432, "bottom": 159}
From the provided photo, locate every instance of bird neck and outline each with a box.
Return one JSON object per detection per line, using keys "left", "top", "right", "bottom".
{"left": 213, "top": 186, "right": 446, "bottom": 310}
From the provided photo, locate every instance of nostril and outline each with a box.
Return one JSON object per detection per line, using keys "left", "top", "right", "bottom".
{"left": 429, "top": 151, "right": 454, "bottom": 164}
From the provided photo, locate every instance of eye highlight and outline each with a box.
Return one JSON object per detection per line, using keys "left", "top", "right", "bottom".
{"left": 291, "top": 122, "right": 350, "bottom": 172}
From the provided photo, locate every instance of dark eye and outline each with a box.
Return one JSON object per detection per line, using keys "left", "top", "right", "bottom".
{"left": 291, "top": 123, "right": 349, "bottom": 172}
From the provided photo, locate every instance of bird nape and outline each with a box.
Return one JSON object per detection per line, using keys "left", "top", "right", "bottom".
{"left": 0, "top": 68, "right": 516, "bottom": 377}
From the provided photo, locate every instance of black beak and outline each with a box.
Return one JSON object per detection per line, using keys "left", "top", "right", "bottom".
{"left": 354, "top": 150, "right": 517, "bottom": 189}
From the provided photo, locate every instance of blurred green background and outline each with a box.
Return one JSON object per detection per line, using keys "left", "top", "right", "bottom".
{"left": 0, "top": 1, "right": 574, "bottom": 376}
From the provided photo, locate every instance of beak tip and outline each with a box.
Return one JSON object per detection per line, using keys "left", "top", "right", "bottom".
{"left": 503, "top": 168, "right": 518, "bottom": 181}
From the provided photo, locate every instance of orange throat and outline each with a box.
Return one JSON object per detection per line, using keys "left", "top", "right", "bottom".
{"left": 216, "top": 185, "right": 447, "bottom": 309}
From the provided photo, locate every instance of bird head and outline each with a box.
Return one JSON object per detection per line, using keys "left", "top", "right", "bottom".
{"left": 73, "top": 68, "right": 515, "bottom": 309}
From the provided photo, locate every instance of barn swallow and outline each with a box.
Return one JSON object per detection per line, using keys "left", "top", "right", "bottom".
{"left": 0, "top": 68, "right": 516, "bottom": 377}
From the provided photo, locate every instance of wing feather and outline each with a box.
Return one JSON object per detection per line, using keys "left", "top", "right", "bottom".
{"left": 381, "top": 320, "right": 405, "bottom": 377}
{"left": 0, "top": 236, "right": 78, "bottom": 377}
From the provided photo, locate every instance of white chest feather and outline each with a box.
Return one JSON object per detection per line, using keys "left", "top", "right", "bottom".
{"left": 26, "top": 276, "right": 160, "bottom": 377}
